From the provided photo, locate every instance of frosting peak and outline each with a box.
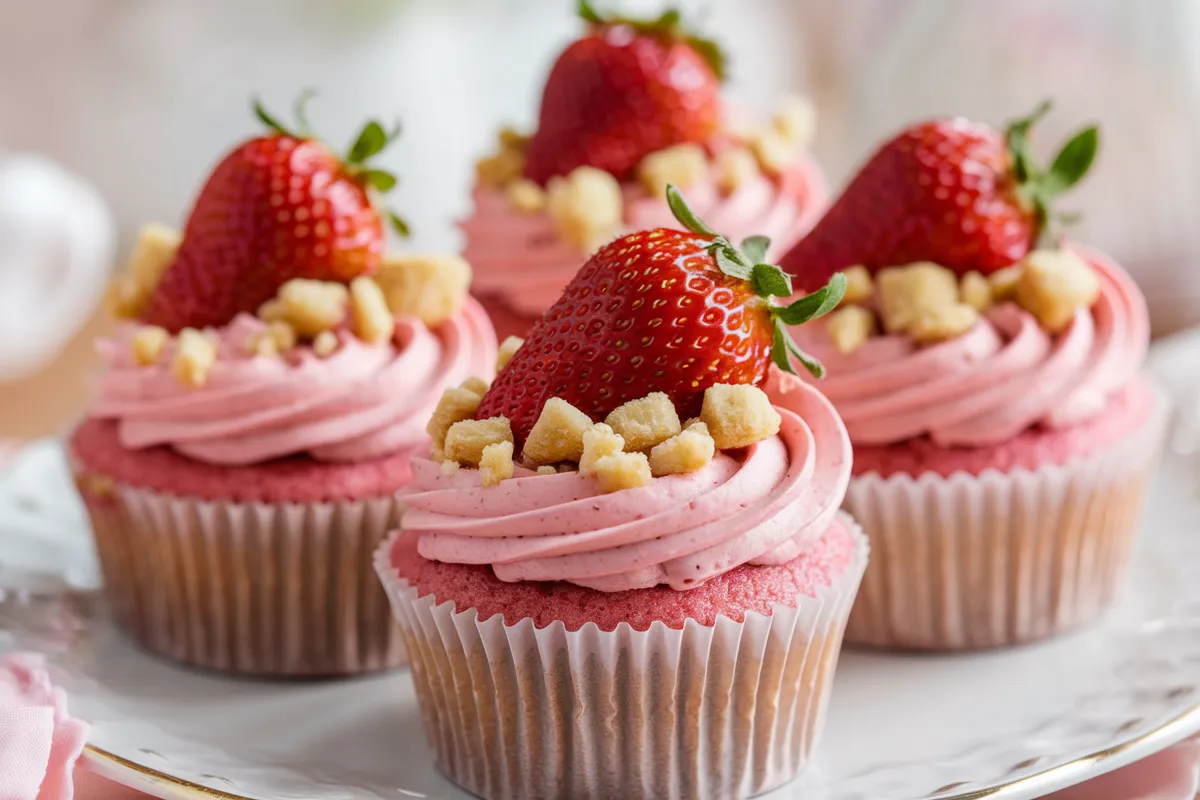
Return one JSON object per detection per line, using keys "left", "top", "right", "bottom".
{"left": 401, "top": 370, "right": 850, "bottom": 592}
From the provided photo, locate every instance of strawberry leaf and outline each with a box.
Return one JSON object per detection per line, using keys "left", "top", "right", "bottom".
{"left": 772, "top": 319, "right": 826, "bottom": 378}
{"left": 348, "top": 121, "right": 389, "bottom": 165}
{"left": 666, "top": 184, "right": 718, "bottom": 237}
{"left": 253, "top": 98, "right": 297, "bottom": 139}
{"left": 750, "top": 263, "right": 792, "bottom": 298}
{"left": 714, "top": 244, "right": 751, "bottom": 280}
{"left": 292, "top": 88, "right": 318, "bottom": 137}
{"left": 577, "top": 0, "right": 604, "bottom": 25}
{"left": 363, "top": 169, "right": 398, "bottom": 193}
{"left": 741, "top": 235, "right": 771, "bottom": 264}
{"left": 773, "top": 273, "right": 846, "bottom": 326}
{"left": 389, "top": 211, "right": 411, "bottom": 238}
{"left": 1043, "top": 126, "right": 1098, "bottom": 196}
{"left": 685, "top": 35, "right": 728, "bottom": 82}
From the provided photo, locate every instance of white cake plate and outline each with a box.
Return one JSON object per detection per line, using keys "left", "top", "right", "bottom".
{"left": 1, "top": 338, "right": 1199, "bottom": 800}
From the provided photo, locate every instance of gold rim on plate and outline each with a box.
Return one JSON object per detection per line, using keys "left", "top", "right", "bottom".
{"left": 82, "top": 698, "right": 1200, "bottom": 800}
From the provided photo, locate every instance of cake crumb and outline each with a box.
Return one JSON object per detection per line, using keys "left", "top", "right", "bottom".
{"left": 700, "top": 384, "right": 781, "bottom": 450}
{"left": 260, "top": 279, "right": 348, "bottom": 338}
{"left": 579, "top": 422, "right": 626, "bottom": 477}
{"left": 476, "top": 148, "right": 524, "bottom": 188}
{"left": 876, "top": 262, "right": 959, "bottom": 334}
{"left": 649, "top": 422, "right": 715, "bottom": 477}
{"left": 110, "top": 223, "right": 180, "bottom": 319}
{"left": 772, "top": 95, "right": 817, "bottom": 149}
{"left": 546, "top": 166, "right": 623, "bottom": 252}
{"left": 349, "top": 276, "right": 395, "bottom": 343}
{"left": 839, "top": 266, "right": 874, "bottom": 306}
{"left": 496, "top": 335, "right": 524, "bottom": 373}
{"left": 440, "top": 459, "right": 461, "bottom": 477}
{"left": 989, "top": 266, "right": 1024, "bottom": 302}
{"left": 960, "top": 271, "right": 994, "bottom": 312}
{"left": 312, "top": 330, "right": 339, "bottom": 358}
{"left": 1014, "top": 249, "right": 1100, "bottom": 333}
{"left": 374, "top": 253, "right": 471, "bottom": 327}
{"left": 480, "top": 441, "right": 515, "bottom": 487}
{"left": 132, "top": 326, "right": 169, "bottom": 366}
{"left": 248, "top": 321, "right": 299, "bottom": 357}
{"left": 524, "top": 397, "right": 595, "bottom": 465}
{"left": 505, "top": 179, "right": 547, "bottom": 214}
{"left": 604, "top": 392, "right": 682, "bottom": 452}
{"left": 591, "top": 452, "right": 653, "bottom": 493}
{"left": 714, "top": 147, "right": 759, "bottom": 194}
{"left": 827, "top": 305, "right": 876, "bottom": 354}
{"left": 426, "top": 386, "right": 485, "bottom": 457}
{"left": 750, "top": 127, "right": 794, "bottom": 175}
{"left": 909, "top": 303, "right": 979, "bottom": 343}
{"left": 637, "top": 144, "right": 709, "bottom": 197}
{"left": 536, "top": 465, "right": 559, "bottom": 476}
{"left": 171, "top": 328, "right": 216, "bottom": 389}
{"left": 460, "top": 376, "right": 490, "bottom": 396}
{"left": 444, "top": 417, "right": 513, "bottom": 467}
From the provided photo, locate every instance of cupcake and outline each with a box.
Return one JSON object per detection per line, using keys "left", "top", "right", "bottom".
{"left": 377, "top": 189, "right": 864, "bottom": 798}
{"left": 69, "top": 97, "right": 498, "bottom": 676}
{"left": 463, "top": 2, "right": 827, "bottom": 341}
{"left": 780, "top": 103, "right": 1166, "bottom": 650}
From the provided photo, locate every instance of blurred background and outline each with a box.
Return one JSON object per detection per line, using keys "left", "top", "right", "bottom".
{"left": 1, "top": 0, "right": 1197, "bottom": 439}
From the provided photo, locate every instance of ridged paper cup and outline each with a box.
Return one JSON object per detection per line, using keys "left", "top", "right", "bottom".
{"left": 73, "top": 468, "right": 406, "bottom": 677}
{"left": 375, "top": 516, "right": 868, "bottom": 800}
{"left": 844, "top": 388, "right": 1168, "bottom": 651}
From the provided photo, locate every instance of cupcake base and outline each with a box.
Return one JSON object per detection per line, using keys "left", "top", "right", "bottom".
{"left": 376, "top": 515, "right": 868, "bottom": 800}
{"left": 71, "top": 420, "right": 409, "bottom": 677}
{"left": 844, "top": 380, "right": 1167, "bottom": 650}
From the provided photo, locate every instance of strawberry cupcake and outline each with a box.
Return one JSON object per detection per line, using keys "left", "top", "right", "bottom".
{"left": 463, "top": 2, "right": 827, "bottom": 340}
{"left": 70, "top": 98, "right": 497, "bottom": 677}
{"left": 377, "top": 190, "right": 864, "bottom": 799}
{"left": 781, "top": 104, "right": 1166, "bottom": 649}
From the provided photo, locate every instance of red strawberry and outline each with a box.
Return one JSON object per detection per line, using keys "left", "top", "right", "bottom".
{"left": 779, "top": 101, "right": 1099, "bottom": 288}
{"left": 477, "top": 186, "right": 846, "bottom": 446}
{"left": 142, "top": 94, "right": 409, "bottom": 332}
{"left": 522, "top": 1, "right": 725, "bottom": 185}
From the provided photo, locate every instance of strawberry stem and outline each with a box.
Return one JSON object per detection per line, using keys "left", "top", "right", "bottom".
{"left": 576, "top": 0, "right": 727, "bottom": 81}
{"left": 666, "top": 184, "right": 844, "bottom": 378}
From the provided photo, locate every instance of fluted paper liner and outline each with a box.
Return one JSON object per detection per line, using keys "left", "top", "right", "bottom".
{"left": 74, "top": 475, "right": 406, "bottom": 677}
{"left": 845, "top": 390, "right": 1168, "bottom": 650}
{"left": 375, "top": 518, "right": 868, "bottom": 800}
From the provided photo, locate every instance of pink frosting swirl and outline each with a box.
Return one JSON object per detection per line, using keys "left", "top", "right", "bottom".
{"left": 401, "top": 370, "right": 850, "bottom": 592}
{"left": 90, "top": 298, "right": 497, "bottom": 466}
{"left": 798, "top": 249, "right": 1148, "bottom": 447}
{"left": 462, "top": 158, "right": 827, "bottom": 316}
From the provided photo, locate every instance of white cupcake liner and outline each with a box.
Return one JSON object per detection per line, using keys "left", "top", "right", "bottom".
{"left": 844, "top": 389, "right": 1168, "bottom": 650}
{"left": 374, "top": 516, "right": 868, "bottom": 800}
{"left": 74, "top": 472, "right": 406, "bottom": 677}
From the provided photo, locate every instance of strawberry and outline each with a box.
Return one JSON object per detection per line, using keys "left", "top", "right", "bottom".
{"left": 142, "top": 93, "right": 409, "bottom": 332}
{"left": 477, "top": 185, "right": 846, "bottom": 446}
{"left": 779, "top": 101, "right": 1099, "bottom": 288}
{"left": 522, "top": 0, "right": 725, "bottom": 185}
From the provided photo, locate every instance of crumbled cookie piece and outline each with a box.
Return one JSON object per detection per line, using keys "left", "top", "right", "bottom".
{"left": 750, "top": 128, "right": 794, "bottom": 175}
{"left": 496, "top": 335, "right": 524, "bottom": 373}
{"left": 839, "top": 265, "right": 874, "bottom": 306}
{"left": 260, "top": 279, "right": 349, "bottom": 338}
{"left": 374, "top": 253, "right": 471, "bottom": 327}
{"left": 110, "top": 223, "right": 181, "bottom": 319}
{"left": 349, "top": 276, "right": 395, "bottom": 344}
{"left": 249, "top": 321, "right": 299, "bottom": 357}
{"left": 460, "top": 376, "right": 490, "bottom": 396}
{"left": 131, "top": 326, "right": 170, "bottom": 366}
{"left": 592, "top": 452, "right": 653, "bottom": 493}
{"left": 312, "top": 330, "right": 339, "bottom": 358}
{"left": 960, "top": 271, "right": 993, "bottom": 312}
{"left": 772, "top": 95, "right": 817, "bottom": 149}
{"left": 505, "top": 179, "right": 547, "bottom": 215}
{"left": 649, "top": 421, "right": 716, "bottom": 477}
{"left": 1015, "top": 249, "right": 1101, "bottom": 333}
{"left": 546, "top": 166, "right": 623, "bottom": 252}
{"left": 171, "top": 328, "right": 216, "bottom": 389}
{"left": 989, "top": 265, "right": 1024, "bottom": 302}
{"left": 426, "top": 386, "right": 485, "bottom": 457}
{"left": 700, "top": 384, "right": 782, "bottom": 450}
{"left": 440, "top": 459, "right": 461, "bottom": 477}
{"left": 908, "top": 303, "right": 980, "bottom": 343}
{"left": 637, "top": 144, "right": 710, "bottom": 196}
{"left": 524, "top": 397, "right": 595, "bottom": 465}
{"left": 480, "top": 441, "right": 515, "bottom": 487}
{"left": 476, "top": 147, "right": 525, "bottom": 188}
{"left": 827, "top": 305, "right": 877, "bottom": 354}
{"left": 579, "top": 422, "right": 626, "bottom": 477}
{"left": 444, "top": 417, "right": 514, "bottom": 468}
{"left": 876, "top": 262, "right": 959, "bottom": 334}
{"left": 714, "top": 147, "right": 760, "bottom": 194}
{"left": 536, "top": 465, "right": 559, "bottom": 476}
{"left": 604, "top": 392, "right": 682, "bottom": 452}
